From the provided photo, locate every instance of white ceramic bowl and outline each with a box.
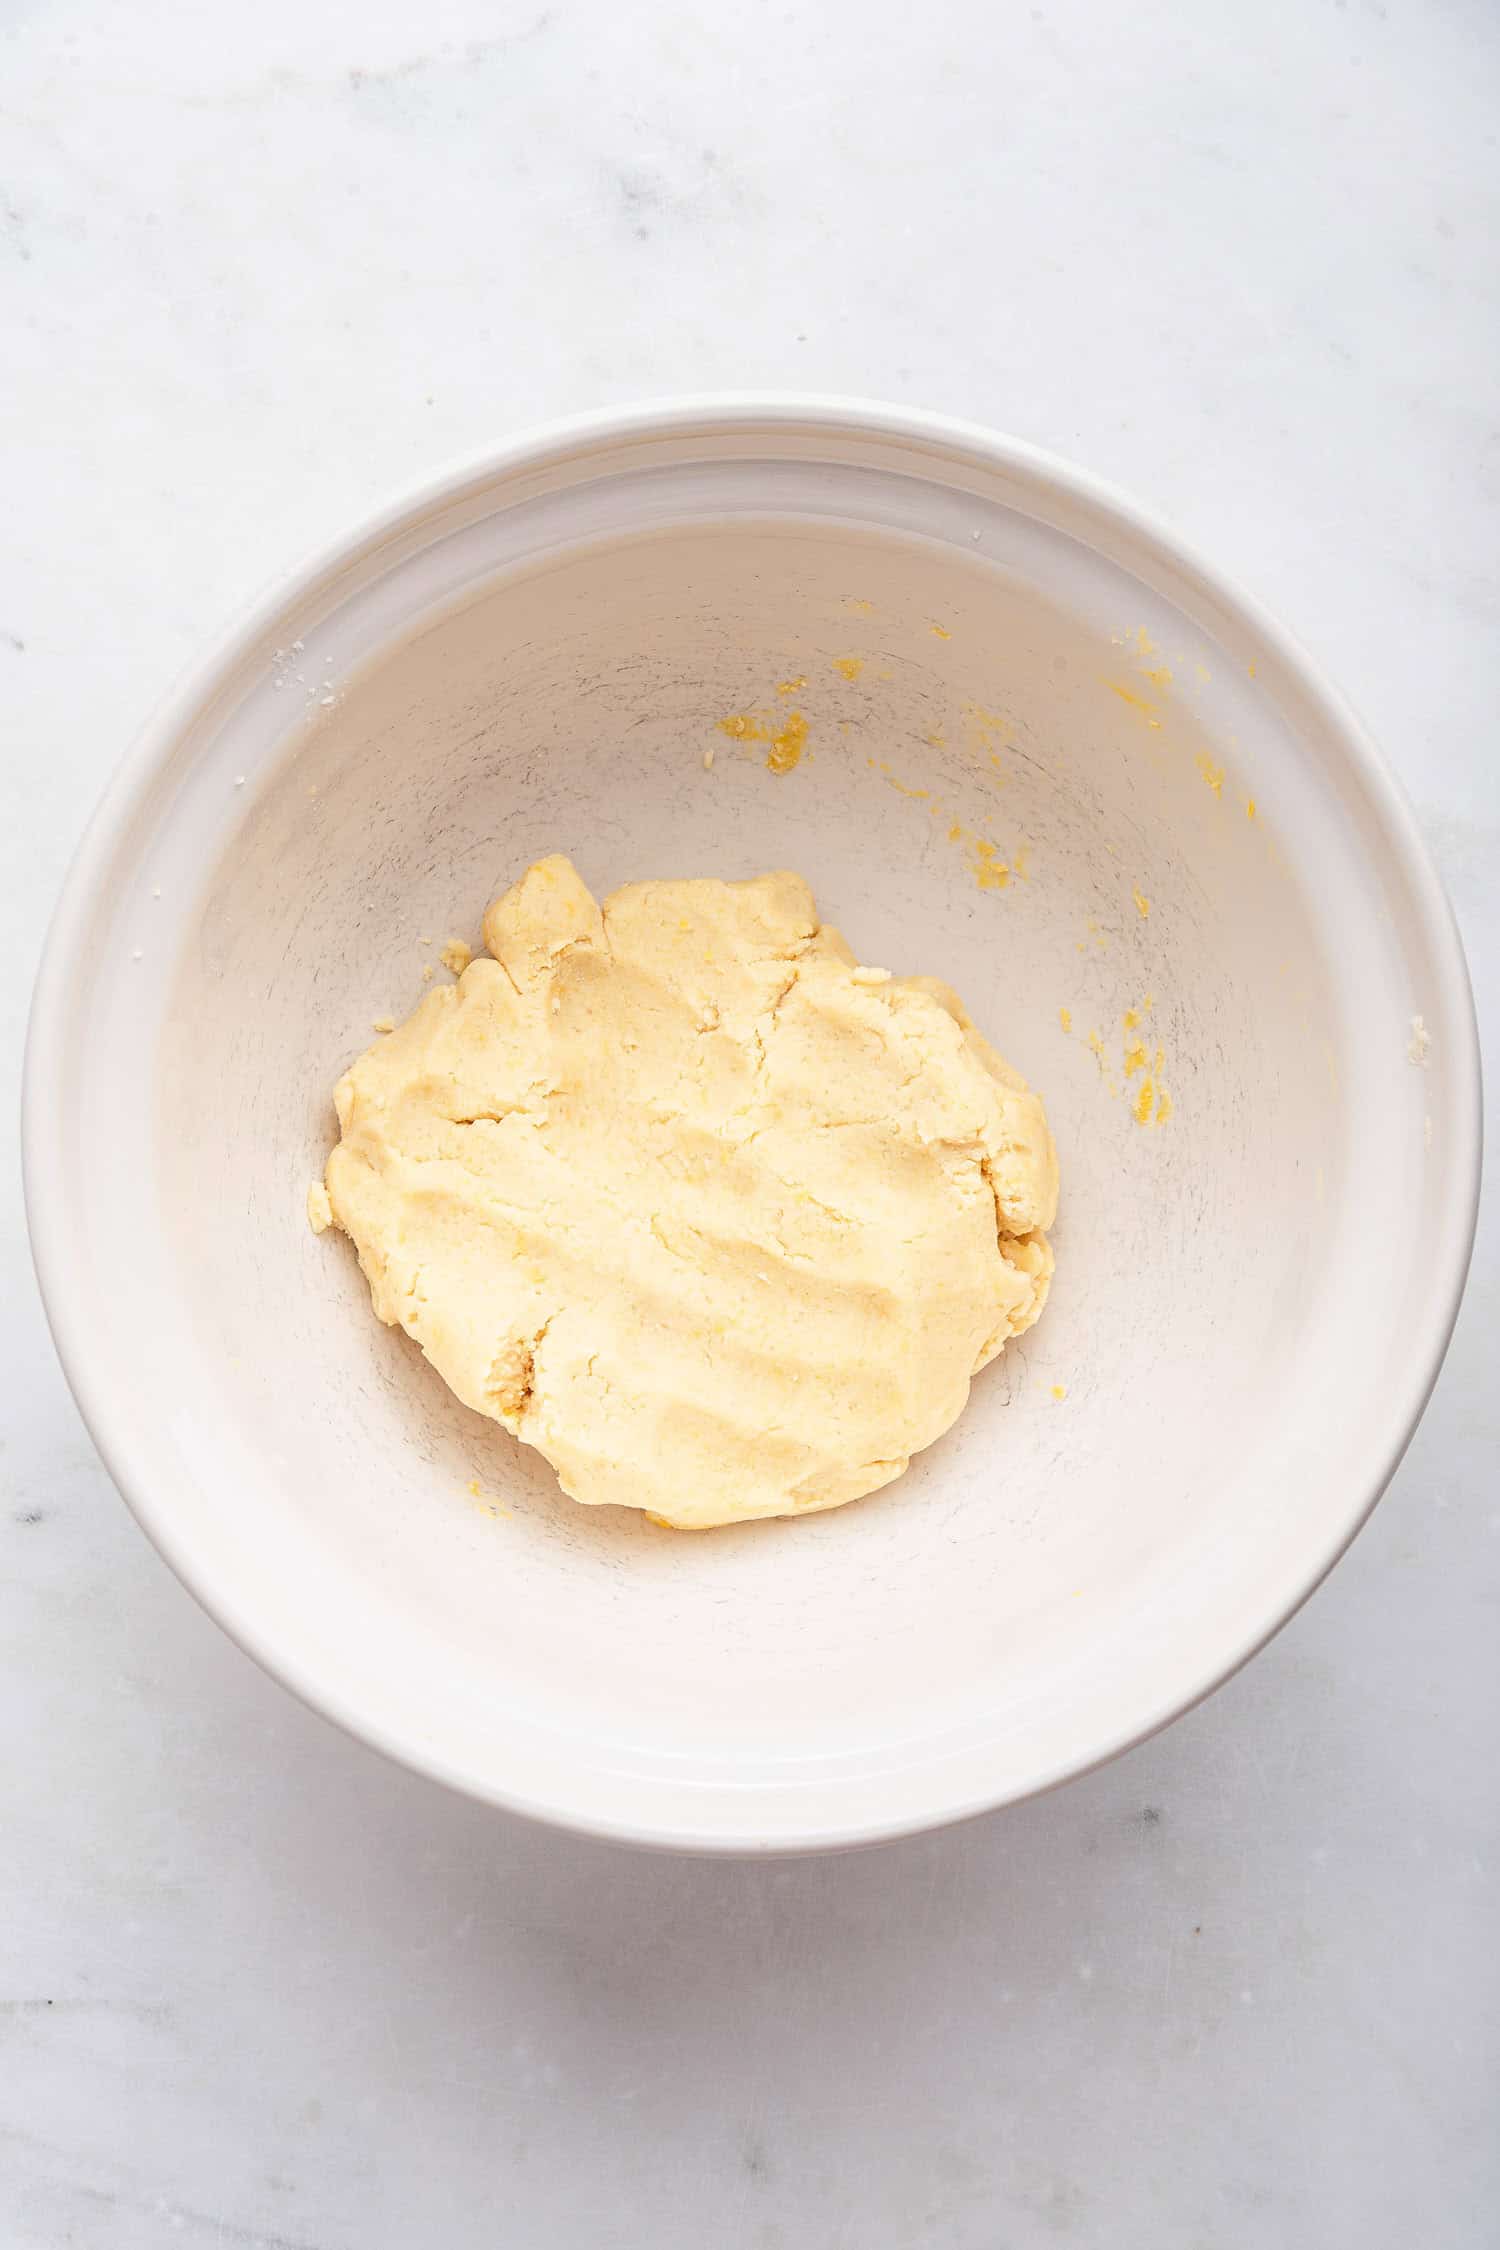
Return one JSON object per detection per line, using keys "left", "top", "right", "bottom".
{"left": 26, "top": 399, "right": 1480, "bottom": 1852}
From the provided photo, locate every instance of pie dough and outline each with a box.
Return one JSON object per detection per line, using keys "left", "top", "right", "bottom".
{"left": 319, "top": 857, "right": 1058, "bottom": 1528}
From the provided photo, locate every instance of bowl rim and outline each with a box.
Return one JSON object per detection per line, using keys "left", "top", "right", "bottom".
{"left": 23, "top": 393, "right": 1483, "bottom": 1854}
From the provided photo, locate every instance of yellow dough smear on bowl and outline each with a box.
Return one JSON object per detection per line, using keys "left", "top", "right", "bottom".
{"left": 317, "top": 857, "right": 1059, "bottom": 1529}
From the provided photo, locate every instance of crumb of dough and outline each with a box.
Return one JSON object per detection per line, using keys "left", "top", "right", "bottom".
{"left": 765, "top": 711, "right": 807, "bottom": 775}
{"left": 317, "top": 855, "right": 1059, "bottom": 1530}
{"left": 465, "top": 1476, "right": 511, "bottom": 1519}
{"left": 970, "top": 838, "right": 1010, "bottom": 891}
{"left": 1108, "top": 682, "right": 1162, "bottom": 728}
{"left": 702, "top": 748, "right": 715, "bottom": 770}
{"left": 1132, "top": 887, "right": 1151, "bottom": 918}
{"left": 306, "top": 1181, "right": 333, "bottom": 1234}
{"left": 439, "top": 939, "right": 473, "bottom": 976}
{"left": 832, "top": 656, "right": 864, "bottom": 680}
{"left": 372, "top": 1016, "right": 396, "bottom": 1034}
{"left": 1059, "top": 1007, "right": 1072, "bottom": 1033}
{"left": 717, "top": 709, "right": 808, "bottom": 775}
{"left": 1051, "top": 1383, "right": 1067, "bottom": 1401}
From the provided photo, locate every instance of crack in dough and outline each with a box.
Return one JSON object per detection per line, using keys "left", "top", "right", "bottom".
{"left": 319, "top": 856, "right": 1059, "bottom": 1528}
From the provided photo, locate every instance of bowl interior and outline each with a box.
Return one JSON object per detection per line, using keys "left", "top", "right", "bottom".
{"left": 41, "top": 417, "right": 1464, "bottom": 1847}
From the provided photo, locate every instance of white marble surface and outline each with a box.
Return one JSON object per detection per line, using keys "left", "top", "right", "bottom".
{"left": 3, "top": 0, "right": 1497, "bottom": 2242}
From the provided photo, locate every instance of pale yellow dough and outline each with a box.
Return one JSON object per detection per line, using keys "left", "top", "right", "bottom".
{"left": 320, "top": 857, "right": 1058, "bottom": 1529}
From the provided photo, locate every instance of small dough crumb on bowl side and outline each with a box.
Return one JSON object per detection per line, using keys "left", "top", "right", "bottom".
{"left": 315, "top": 856, "right": 1059, "bottom": 1529}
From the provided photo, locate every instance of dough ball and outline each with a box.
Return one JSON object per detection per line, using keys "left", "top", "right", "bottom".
{"left": 321, "top": 856, "right": 1058, "bottom": 1529}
